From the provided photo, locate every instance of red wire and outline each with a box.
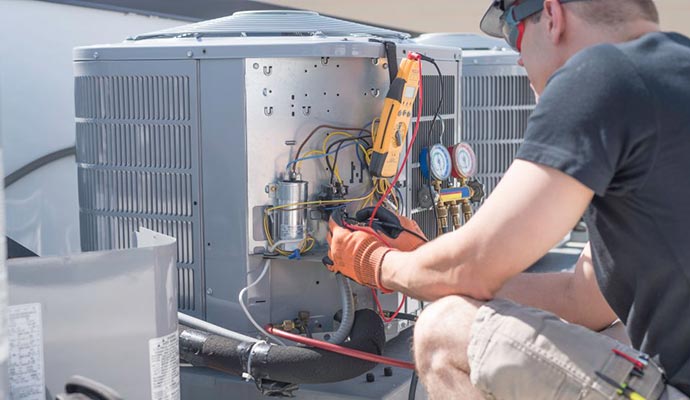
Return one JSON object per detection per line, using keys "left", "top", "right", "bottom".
{"left": 365, "top": 57, "right": 423, "bottom": 322}
{"left": 368, "top": 58, "right": 424, "bottom": 228}
{"left": 342, "top": 220, "right": 391, "bottom": 247}
{"left": 265, "top": 325, "right": 415, "bottom": 370}
{"left": 372, "top": 289, "right": 407, "bottom": 323}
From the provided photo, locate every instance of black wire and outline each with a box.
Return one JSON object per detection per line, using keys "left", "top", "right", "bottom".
{"left": 419, "top": 56, "right": 445, "bottom": 238}
{"left": 5, "top": 146, "right": 76, "bottom": 188}
{"left": 420, "top": 56, "right": 445, "bottom": 144}
{"left": 375, "top": 222, "right": 430, "bottom": 243}
{"left": 381, "top": 311, "right": 418, "bottom": 321}
{"left": 326, "top": 136, "right": 372, "bottom": 184}
{"left": 408, "top": 371, "right": 419, "bottom": 400}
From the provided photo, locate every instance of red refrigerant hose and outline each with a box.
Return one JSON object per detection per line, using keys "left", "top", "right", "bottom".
{"left": 265, "top": 325, "right": 415, "bottom": 370}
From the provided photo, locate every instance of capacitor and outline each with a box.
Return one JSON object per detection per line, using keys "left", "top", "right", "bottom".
{"left": 275, "top": 178, "right": 309, "bottom": 251}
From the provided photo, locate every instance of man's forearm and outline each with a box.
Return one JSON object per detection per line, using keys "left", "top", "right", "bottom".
{"left": 380, "top": 228, "right": 502, "bottom": 302}
{"left": 496, "top": 272, "right": 575, "bottom": 320}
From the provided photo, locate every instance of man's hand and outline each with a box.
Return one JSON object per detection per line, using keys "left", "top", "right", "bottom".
{"left": 324, "top": 208, "right": 427, "bottom": 290}
{"left": 354, "top": 207, "right": 428, "bottom": 251}
{"left": 325, "top": 214, "right": 392, "bottom": 290}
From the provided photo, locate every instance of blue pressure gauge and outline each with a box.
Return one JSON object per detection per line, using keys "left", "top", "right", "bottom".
{"left": 420, "top": 144, "right": 452, "bottom": 181}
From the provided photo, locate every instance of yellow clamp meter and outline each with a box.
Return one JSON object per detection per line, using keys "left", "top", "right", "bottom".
{"left": 370, "top": 52, "right": 422, "bottom": 178}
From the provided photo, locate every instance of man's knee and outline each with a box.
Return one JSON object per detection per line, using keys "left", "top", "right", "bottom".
{"left": 413, "top": 295, "right": 484, "bottom": 371}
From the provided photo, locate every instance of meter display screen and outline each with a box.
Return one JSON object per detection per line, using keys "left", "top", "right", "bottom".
{"left": 404, "top": 86, "right": 416, "bottom": 99}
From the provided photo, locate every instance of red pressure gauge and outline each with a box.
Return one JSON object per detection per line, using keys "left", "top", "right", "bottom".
{"left": 449, "top": 142, "right": 477, "bottom": 179}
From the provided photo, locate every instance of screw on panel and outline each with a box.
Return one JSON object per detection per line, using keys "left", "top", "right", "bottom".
{"left": 93, "top": 52, "right": 99, "bottom": 59}
{"left": 263, "top": 66, "right": 273, "bottom": 76}
{"left": 264, "top": 106, "right": 274, "bottom": 116}
{"left": 383, "top": 63, "right": 389, "bottom": 70}
{"left": 253, "top": 63, "right": 260, "bottom": 70}
{"left": 186, "top": 51, "right": 194, "bottom": 58}
{"left": 206, "top": 288, "right": 213, "bottom": 295}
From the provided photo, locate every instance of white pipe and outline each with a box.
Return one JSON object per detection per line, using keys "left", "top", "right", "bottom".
{"left": 239, "top": 259, "right": 286, "bottom": 346}
{"left": 178, "top": 312, "right": 259, "bottom": 344}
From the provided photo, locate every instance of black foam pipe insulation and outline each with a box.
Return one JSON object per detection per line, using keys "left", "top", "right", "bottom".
{"left": 179, "top": 309, "right": 386, "bottom": 384}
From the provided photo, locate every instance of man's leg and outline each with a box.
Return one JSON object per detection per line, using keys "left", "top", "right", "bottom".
{"left": 414, "top": 296, "right": 668, "bottom": 400}
{"left": 413, "top": 295, "right": 486, "bottom": 400}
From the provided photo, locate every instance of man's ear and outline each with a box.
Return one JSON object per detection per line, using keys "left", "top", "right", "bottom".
{"left": 544, "top": 0, "right": 566, "bottom": 45}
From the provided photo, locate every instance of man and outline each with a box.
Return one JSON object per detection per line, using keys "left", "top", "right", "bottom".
{"left": 326, "top": 0, "right": 690, "bottom": 398}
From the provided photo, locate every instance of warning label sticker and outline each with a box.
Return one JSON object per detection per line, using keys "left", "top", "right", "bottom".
{"left": 8, "top": 303, "right": 45, "bottom": 400}
{"left": 149, "top": 331, "right": 180, "bottom": 400}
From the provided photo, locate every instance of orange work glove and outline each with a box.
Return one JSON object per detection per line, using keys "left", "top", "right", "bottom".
{"left": 354, "top": 207, "right": 428, "bottom": 251}
{"left": 324, "top": 208, "right": 429, "bottom": 291}
{"left": 324, "top": 211, "right": 393, "bottom": 291}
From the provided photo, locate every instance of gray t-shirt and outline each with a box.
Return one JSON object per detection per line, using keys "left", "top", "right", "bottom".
{"left": 516, "top": 32, "right": 690, "bottom": 394}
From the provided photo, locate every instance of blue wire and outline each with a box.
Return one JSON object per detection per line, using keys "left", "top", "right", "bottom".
{"left": 286, "top": 142, "right": 357, "bottom": 171}
{"left": 322, "top": 204, "right": 347, "bottom": 211}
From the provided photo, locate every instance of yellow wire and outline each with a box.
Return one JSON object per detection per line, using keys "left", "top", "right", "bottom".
{"left": 263, "top": 189, "right": 378, "bottom": 255}
{"left": 295, "top": 150, "right": 326, "bottom": 170}
{"left": 371, "top": 118, "right": 380, "bottom": 143}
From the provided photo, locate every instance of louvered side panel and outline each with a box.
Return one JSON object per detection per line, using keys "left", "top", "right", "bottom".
{"left": 407, "top": 74, "right": 458, "bottom": 240}
{"left": 461, "top": 71, "right": 536, "bottom": 198}
{"left": 412, "top": 75, "right": 456, "bottom": 117}
{"left": 76, "top": 123, "right": 192, "bottom": 169}
{"left": 77, "top": 169, "right": 193, "bottom": 217}
{"left": 75, "top": 61, "right": 202, "bottom": 315}
{"left": 74, "top": 75, "right": 190, "bottom": 121}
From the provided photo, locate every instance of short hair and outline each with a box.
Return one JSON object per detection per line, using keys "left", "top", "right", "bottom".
{"left": 567, "top": 0, "right": 660, "bottom": 25}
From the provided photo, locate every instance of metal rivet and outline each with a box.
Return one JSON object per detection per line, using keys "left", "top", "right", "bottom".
{"left": 382, "top": 63, "right": 388, "bottom": 70}
{"left": 186, "top": 51, "right": 193, "bottom": 58}
{"left": 253, "top": 63, "right": 260, "bottom": 70}
{"left": 206, "top": 288, "right": 213, "bottom": 295}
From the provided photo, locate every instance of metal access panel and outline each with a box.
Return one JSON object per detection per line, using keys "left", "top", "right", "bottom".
{"left": 75, "top": 60, "right": 204, "bottom": 317}
{"left": 196, "top": 47, "right": 461, "bottom": 337}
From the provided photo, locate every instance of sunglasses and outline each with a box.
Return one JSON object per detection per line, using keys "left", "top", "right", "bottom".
{"left": 498, "top": 0, "right": 590, "bottom": 52}
{"left": 500, "top": 0, "right": 544, "bottom": 52}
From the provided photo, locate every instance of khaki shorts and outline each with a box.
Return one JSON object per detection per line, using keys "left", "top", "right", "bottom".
{"left": 467, "top": 299, "right": 687, "bottom": 400}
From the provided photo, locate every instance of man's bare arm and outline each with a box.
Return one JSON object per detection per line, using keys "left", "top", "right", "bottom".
{"left": 497, "top": 243, "right": 618, "bottom": 331}
{"left": 380, "top": 159, "right": 593, "bottom": 301}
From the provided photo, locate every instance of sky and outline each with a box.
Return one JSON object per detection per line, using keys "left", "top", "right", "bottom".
{"left": 261, "top": 0, "right": 690, "bottom": 37}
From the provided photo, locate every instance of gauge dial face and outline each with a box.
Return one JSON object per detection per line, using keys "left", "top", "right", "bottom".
{"left": 429, "top": 144, "right": 452, "bottom": 181}
{"left": 452, "top": 142, "right": 477, "bottom": 179}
